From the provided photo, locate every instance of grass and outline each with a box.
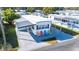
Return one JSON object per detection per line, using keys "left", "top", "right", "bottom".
{"left": 4, "top": 24, "right": 19, "bottom": 48}
{"left": 52, "top": 24, "right": 79, "bottom": 36}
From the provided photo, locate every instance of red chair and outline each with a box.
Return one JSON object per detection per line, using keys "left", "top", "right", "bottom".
{"left": 40, "top": 31, "right": 43, "bottom": 36}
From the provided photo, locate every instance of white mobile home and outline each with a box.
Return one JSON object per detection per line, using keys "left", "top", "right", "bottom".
{"left": 55, "top": 10, "right": 79, "bottom": 16}
{"left": 48, "top": 13, "right": 79, "bottom": 32}
{"left": 16, "top": 15, "right": 52, "bottom": 36}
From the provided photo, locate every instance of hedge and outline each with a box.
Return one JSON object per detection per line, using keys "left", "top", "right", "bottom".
{"left": 52, "top": 24, "right": 79, "bottom": 36}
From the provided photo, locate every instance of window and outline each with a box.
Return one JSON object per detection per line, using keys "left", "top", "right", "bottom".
{"left": 38, "top": 26, "right": 41, "bottom": 29}
{"left": 62, "top": 19, "right": 67, "bottom": 22}
{"left": 54, "top": 18, "right": 61, "bottom": 21}
{"left": 36, "top": 24, "right": 50, "bottom": 30}
{"left": 47, "top": 24, "right": 49, "bottom": 28}
{"left": 73, "top": 21, "right": 78, "bottom": 24}
{"left": 41, "top": 26, "right": 44, "bottom": 29}
{"left": 32, "top": 26, "right": 34, "bottom": 29}
{"left": 76, "top": 22, "right": 79, "bottom": 24}
{"left": 36, "top": 25, "right": 38, "bottom": 30}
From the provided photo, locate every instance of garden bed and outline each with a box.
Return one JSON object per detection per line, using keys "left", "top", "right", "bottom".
{"left": 4, "top": 24, "right": 19, "bottom": 48}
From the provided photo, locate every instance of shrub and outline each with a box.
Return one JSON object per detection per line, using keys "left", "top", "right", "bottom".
{"left": 3, "top": 8, "right": 21, "bottom": 25}
{"left": 15, "top": 14, "right": 21, "bottom": 19}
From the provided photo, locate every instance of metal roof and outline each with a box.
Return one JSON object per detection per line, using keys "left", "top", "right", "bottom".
{"left": 15, "top": 17, "right": 33, "bottom": 27}
{"left": 22, "top": 15, "right": 52, "bottom": 24}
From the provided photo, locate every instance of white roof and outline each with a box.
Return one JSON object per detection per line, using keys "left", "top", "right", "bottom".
{"left": 56, "top": 10, "right": 79, "bottom": 13}
{"left": 15, "top": 17, "right": 26, "bottom": 22}
{"left": 54, "top": 14, "right": 67, "bottom": 18}
{"left": 54, "top": 14, "right": 79, "bottom": 20}
{"left": 22, "top": 15, "right": 51, "bottom": 24}
{"left": 69, "top": 16, "right": 79, "bottom": 20}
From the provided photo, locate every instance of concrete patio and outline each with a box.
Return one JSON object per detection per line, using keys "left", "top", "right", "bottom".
{"left": 17, "top": 37, "right": 79, "bottom": 51}
{"left": 16, "top": 28, "right": 79, "bottom": 51}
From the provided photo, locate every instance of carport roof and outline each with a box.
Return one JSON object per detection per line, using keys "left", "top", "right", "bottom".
{"left": 15, "top": 17, "right": 33, "bottom": 27}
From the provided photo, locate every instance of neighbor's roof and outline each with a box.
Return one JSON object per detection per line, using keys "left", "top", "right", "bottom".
{"left": 54, "top": 14, "right": 79, "bottom": 20}
{"left": 22, "top": 15, "right": 52, "bottom": 24}
{"left": 69, "top": 16, "right": 79, "bottom": 20}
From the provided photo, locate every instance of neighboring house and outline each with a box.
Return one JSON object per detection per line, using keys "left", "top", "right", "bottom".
{"left": 32, "top": 10, "right": 44, "bottom": 17}
{"left": 48, "top": 11, "right": 79, "bottom": 29}
{"left": 55, "top": 10, "right": 79, "bottom": 16}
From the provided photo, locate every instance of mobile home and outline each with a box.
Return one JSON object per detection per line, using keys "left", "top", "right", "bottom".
{"left": 15, "top": 15, "right": 52, "bottom": 42}
{"left": 22, "top": 15, "right": 52, "bottom": 36}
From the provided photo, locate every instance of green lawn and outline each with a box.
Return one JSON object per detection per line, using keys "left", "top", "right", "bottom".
{"left": 4, "top": 24, "right": 19, "bottom": 48}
